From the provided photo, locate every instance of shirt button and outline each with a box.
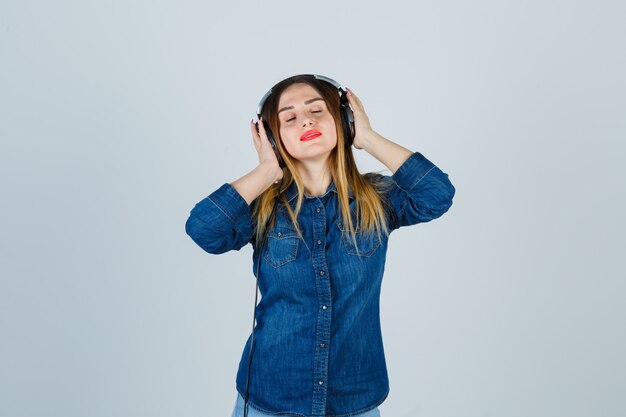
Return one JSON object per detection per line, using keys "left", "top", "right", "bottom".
{"left": 277, "top": 232, "right": 282, "bottom": 237}
{"left": 317, "top": 240, "right": 322, "bottom": 245}
{"left": 318, "top": 380, "right": 324, "bottom": 385}
{"left": 320, "top": 343, "right": 325, "bottom": 348}
{"left": 316, "top": 208, "right": 321, "bottom": 213}
{"left": 320, "top": 271, "right": 325, "bottom": 276}
{"left": 322, "top": 305, "right": 327, "bottom": 310}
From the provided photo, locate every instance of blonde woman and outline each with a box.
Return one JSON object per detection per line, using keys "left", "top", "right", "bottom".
{"left": 185, "top": 74, "right": 456, "bottom": 417}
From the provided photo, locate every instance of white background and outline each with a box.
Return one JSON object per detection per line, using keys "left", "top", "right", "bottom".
{"left": 1, "top": 1, "right": 624, "bottom": 416}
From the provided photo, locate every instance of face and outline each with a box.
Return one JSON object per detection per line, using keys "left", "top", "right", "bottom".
{"left": 276, "top": 83, "right": 338, "bottom": 164}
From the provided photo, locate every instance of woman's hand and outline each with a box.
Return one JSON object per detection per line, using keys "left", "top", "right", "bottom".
{"left": 250, "top": 117, "right": 283, "bottom": 183}
{"left": 345, "top": 88, "right": 415, "bottom": 173}
{"left": 345, "top": 88, "right": 376, "bottom": 150}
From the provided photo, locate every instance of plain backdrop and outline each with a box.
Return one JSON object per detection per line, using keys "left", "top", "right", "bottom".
{"left": 1, "top": 1, "right": 625, "bottom": 417}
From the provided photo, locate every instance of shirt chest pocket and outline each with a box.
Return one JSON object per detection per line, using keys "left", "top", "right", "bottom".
{"left": 336, "top": 220, "right": 382, "bottom": 257}
{"left": 263, "top": 226, "right": 300, "bottom": 268}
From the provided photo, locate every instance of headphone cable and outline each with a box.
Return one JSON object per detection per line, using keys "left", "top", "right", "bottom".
{"left": 243, "top": 230, "right": 265, "bottom": 417}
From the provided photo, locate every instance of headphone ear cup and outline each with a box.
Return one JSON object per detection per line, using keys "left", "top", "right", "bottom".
{"left": 339, "top": 93, "right": 355, "bottom": 147}
{"left": 260, "top": 119, "right": 286, "bottom": 169}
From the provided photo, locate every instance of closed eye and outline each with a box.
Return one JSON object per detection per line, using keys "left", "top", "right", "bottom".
{"left": 285, "top": 110, "right": 322, "bottom": 122}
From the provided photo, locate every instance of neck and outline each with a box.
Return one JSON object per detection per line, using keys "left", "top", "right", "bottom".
{"left": 294, "top": 158, "right": 332, "bottom": 197}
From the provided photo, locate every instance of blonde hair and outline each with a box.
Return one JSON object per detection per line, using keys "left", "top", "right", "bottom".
{"left": 253, "top": 76, "right": 393, "bottom": 254}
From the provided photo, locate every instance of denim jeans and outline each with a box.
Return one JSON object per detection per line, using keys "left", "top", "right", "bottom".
{"left": 230, "top": 392, "right": 381, "bottom": 417}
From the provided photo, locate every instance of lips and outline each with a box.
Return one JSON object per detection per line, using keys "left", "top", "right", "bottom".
{"left": 300, "top": 129, "right": 322, "bottom": 141}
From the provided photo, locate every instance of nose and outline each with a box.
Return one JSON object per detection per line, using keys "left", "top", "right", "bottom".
{"left": 302, "top": 117, "right": 314, "bottom": 127}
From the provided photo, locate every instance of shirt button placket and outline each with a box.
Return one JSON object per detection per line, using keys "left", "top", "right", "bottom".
{"left": 311, "top": 201, "right": 330, "bottom": 416}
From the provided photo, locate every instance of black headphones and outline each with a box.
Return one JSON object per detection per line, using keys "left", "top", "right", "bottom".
{"left": 255, "top": 74, "right": 355, "bottom": 169}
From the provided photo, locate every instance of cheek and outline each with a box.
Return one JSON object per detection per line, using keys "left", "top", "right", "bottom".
{"left": 325, "top": 122, "right": 338, "bottom": 142}
{"left": 278, "top": 128, "right": 297, "bottom": 152}
{"left": 278, "top": 127, "right": 288, "bottom": 143}
{"left": 324, "top": 117, "right": 337, "bottom": 136}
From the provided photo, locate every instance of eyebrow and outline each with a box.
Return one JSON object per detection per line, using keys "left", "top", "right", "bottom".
{"left": 277, "top": 97, "right": 324, "bottom": 115}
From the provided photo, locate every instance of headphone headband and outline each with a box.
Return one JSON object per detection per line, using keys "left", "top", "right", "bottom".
{"left": 256, "top": 74, "right": 347, "bottom": 117}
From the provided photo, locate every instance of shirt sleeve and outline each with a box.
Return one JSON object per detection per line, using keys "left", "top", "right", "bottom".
{"left": 383, "top": 151, "right": 456, "bottom": 231}
{"left": 185, "top": 183, "right": 255, "bottom": 254}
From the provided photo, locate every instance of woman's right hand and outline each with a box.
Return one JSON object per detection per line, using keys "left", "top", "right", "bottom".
{"left": 251, "top": 117, "right": 283, "bottom": 183}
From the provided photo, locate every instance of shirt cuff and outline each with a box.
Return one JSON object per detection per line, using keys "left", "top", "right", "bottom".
{"left": 190, "top": 183, "right": 251, "bottom": 224}
{"left": 391, "top": 152, "right": 437, "bottom": 192}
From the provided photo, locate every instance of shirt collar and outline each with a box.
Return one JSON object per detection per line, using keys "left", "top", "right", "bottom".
{"left": 285, "top": 179, "right": 354, "bottom": 203}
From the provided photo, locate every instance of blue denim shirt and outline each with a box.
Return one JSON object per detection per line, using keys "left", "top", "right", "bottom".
{"left": 185, "top": 152, "right": 455, "bottom": 417}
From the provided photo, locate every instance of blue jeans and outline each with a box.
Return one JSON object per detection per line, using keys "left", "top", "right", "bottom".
{"left": 230, "top": 393, "right": 381, "bottom": 417}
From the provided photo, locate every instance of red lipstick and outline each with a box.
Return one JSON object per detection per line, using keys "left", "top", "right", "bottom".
{"left": 300, "top": 129, "right": 322, "bottom": 141}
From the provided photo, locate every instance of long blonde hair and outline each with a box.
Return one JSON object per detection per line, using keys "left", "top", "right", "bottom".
{"left": 253, "top": 75, "right": 393, "bottom": 254}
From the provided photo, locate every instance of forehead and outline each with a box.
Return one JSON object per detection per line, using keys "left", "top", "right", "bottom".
{"left": 277, "top": 83, "right": 323, "bottom": 107}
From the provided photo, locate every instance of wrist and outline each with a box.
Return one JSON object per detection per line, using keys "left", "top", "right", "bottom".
{"left": 258, "top": 161, "right": 283, "bottom": 183}
{"left": 358, "top": 130, "right": 385, "bottom": 153}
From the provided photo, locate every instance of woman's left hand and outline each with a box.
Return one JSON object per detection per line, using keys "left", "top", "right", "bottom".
{"left": 345, "top": 88, "right": 375, "bottom": 150}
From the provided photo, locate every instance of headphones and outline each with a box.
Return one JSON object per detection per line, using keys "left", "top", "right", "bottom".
{"left": 254, "top": 74, "right": 355, "bottom": 169}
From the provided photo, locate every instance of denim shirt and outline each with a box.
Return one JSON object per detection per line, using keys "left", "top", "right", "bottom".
{"left": 185, "top": 152, "right": 455, "bottom": 417}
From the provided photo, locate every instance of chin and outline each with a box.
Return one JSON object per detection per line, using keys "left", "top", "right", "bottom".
{"left": 297, "top": 149, "right": 334, "bottom": 162}
{"left": 287, "top": 138, "right": 337, "bottom": 161}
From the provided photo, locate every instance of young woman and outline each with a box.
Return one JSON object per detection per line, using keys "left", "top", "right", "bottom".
{"left": 185, "top": 74, "right": 456, "bottom": 417}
